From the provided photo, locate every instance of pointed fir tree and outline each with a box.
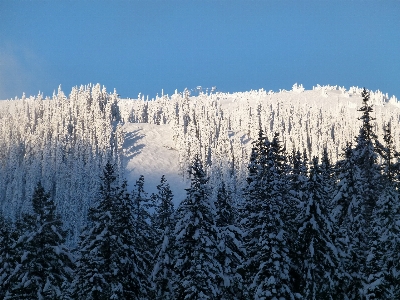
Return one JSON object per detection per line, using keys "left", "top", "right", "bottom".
{"left": 287, "top": 148, "right": 309, "bottom": 296}
{"left": 353, "top": 88, "right": 381, "bottom": 225}
{"left": 0, "top": 214, "right": 13, "bottom": 299}
{"left": 376, "top": 122, "right": 400, "bottom": 186}
{"left": 364, "top": 178, "right": 400, "bottom": 299}
{"left": 4, "top": 182, "right": 74, "bottom": 299}
{"left": 319, "top": 147, "right": 335, "bottom": 210}
{"left": 240, "top": 126, "right": 269, "bottom": 297}
{"left": 131, "top": 174, "right": 154, "bottom": 298}
{"left": 151, "top": 175, "right": 176, "bottom": 299}
{"left": 74, "top": 162, "right": 144, "bottom": 299}
{"left": 151, "top": 175, "right": 175, "bottom": 244}
{"left": 172, "top": 155, "right": 222, "bottom": 299}
{"left": 347, "top": 88, "right": 382, "bottom": 298}
{"left": 215, "top": 181, "right": 245, "bottom": 300}
{"left": 331, "top": 142, "right": 359, "bottom": 299}
{"left": 297, "top": 157, "right": 339, "bottom": 299}
{"left": 252, "top": 133, "right": 296, "bottom": 300}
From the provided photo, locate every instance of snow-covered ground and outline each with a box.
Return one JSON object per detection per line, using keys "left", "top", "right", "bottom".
{"left": 121, "top": 123, "right": 188, "bottom": 204}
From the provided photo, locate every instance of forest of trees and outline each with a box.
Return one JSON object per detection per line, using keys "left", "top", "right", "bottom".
{"left": 1, "top": 88, "right": 400, "bottom": 299}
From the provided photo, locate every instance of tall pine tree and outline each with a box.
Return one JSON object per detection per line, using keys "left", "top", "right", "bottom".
{"left": 5, "top": 182, "right": 74, "bottom": 299}
{"left": 297, "top": 158, "right": 339, "bottom": 299}
{"left": 151, "top": 175, "right": 176, "bottom": 299}
{"left": 74, "top": 162, "right": 144, "bottom": 299}
{"left": 172, "top": 155, "right": 222, "bottom": 299}
{"left": 240, "top": 126, "right": 269, "bottom": 298}
{"left": 252, "top": 133, "right": 296, "bottom": 300}
{"left": 215, "top": 181, "right": 245, "bottom": 300}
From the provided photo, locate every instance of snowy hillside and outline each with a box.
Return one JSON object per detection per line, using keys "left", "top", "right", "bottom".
{"left": 121, "top": 122, "right": 188, "bottom": 203}
{"left": 0, "top": 83, "right": 399, "bottom": 242}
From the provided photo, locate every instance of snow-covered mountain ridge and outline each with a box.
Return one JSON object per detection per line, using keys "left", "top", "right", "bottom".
{"left": 1, "top": 83, "right": 399, "bottom": 242}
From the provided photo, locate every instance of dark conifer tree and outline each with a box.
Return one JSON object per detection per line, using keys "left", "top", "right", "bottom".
{"left": 0, "top": 214, "right": 13, "bottom": 299}
{"left": 172, "top": 155, "right": 222, "bottom": 299}
{"left": 240, "top": 126, "right": 269, "bottom": 297}
{"left": 151, "top": 175, "right": 175, "bottom": 243}
{"left": 376, "top": 122, "right": 400, "bottom": 185}
{"left": 287, "top": 149, "right": 309, "bottom": 296}
{"left": 131, "top": 175, "right": 154, "bottom": 298}
{"left": 5, "top": 182, "right": 74, "bottom": 299}
{"left": 215, "top": 181, "right": 245, "bottom": 300}
{"left": 74, "top": 162, "right": 144, "bottom": 299}
{"left": 353, "top": 88, "right": 381, "bottom": 224}
{"left": 331, "top": 142, "right": 358, "bottom": 299}
{"left": 297, "top": 157, "right": 339, "bottom": 299}
{"left": 320, "top": 147, "right": 335, "bottom": 209}
{"left": 348, "top": 88, "right": 382, "bottom": 298}
{"left": 151, "top": 175, "right": 176, "bottom": 299}
{"left": 252, "top": 133, "right": 296, "bottom": 300}
{"left": 364, "top": 179, "right": 400, "bottom": 299}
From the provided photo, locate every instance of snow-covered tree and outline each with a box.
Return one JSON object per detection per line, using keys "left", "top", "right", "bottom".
{"left": 347, "top": 88, "right": 383, "bottom": 298}
{"left": 0, "top": 214, "right": 13, "bottom": 299}
{"left": 151, "top": 175, "right": 175, "bottom": 243}
{"left": 5, "top": 182, "right": 74, "bottom": 299}
{"left": 172, "top": 155, "right": 222, "bottom": 299}
{"left": 251, "top": 133, "right": 297, "bottom": 300}
{"left": 376, "top": 122, "right": 400, "bottom": 185}
{"left": 331, "top": 142, "right": 359, "bottom": 298}
{"left": 73, "top": 162, "right": 143, "bottom": 299}
{"left": 297, "top": 157, "right": 339, "bottom": 299}
{"left": 215, "top": 182, "right": 245, "bottom": 299}
{"left": 364, "top": 180, "right": 400, "bottom": 299}
{"left": 287, "top": 148, "right": 309, "bottom": 295}
{"left": 131, "top": 175, "right": 154, "bottom": 298}
{"left": 240, "top": 127, "right": 269, "bottom": 297}
{"left": 151, "top": 175, "right": 176, "bottom": 299}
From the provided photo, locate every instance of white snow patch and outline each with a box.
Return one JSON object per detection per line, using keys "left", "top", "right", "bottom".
{"left": 121, "top": 123, "right": 189, "bottom": 204}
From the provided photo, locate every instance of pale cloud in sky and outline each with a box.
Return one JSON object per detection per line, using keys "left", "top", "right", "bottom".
{"left": 0, "top": 44, "right": 47, "bottom": 100}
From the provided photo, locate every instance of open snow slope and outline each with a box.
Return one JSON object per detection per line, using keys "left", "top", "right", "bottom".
{"left": 121, "top": 123, "right": 188, "bottom": 204}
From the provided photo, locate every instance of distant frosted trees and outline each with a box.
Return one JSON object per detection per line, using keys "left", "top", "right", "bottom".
{"left": 0, "top": 84, "right": 122, "bottom": 245}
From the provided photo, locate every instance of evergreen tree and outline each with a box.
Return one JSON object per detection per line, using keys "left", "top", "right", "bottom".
{"left": 331, "top": 142, "right": 358, "bottom": 299}
{"left": 5, "top": 182, "right": 74, "bottom": 299}
{"left": 252, "top": 133, "right": 296, "bottom": 300}
{"left": 376, "top": 122, "right": 400, "bottom": 185}
{"left": 348, "top": 88, "right": 382, "bottom": 298}
{"left": 172, "top": 155, "right": 222, "bottom": 299}
{"left": 240, "top": 126, "right": 269, "bottom": 297}
{"left": 287, "top": 149, "right": 309, "bottom": 296}
{"left": 297, "top": 157, "right": 339, "bottom": 299}
{"left": 151, "top": 175, "right": 176, "bottom": 299}
{"left": 74, "top": 162, "right": 143, "bottom": 299}
{"left": 353, "top": 88, "right": 381, "bottom": 225}
{"left": 364, "top": 179, "right": 400, "bottom": 299}
{"left": 215, "top": 182, "right": 245, "bottom": 300}
{"left": 0, "top": 214, "right": 13, "bottom": 299}
{"left": 131, "top": 175, "right": 154, "bottom": 298}
{"left": 320, "top": 147, "right": 335, "bottom": 209}
{"left": 151, "top": 175, "right": 175, "bottom": 243}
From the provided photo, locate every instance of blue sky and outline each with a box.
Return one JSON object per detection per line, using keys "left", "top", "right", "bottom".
{"left": 0, "top": 1, "right": 399, "bottom": 99}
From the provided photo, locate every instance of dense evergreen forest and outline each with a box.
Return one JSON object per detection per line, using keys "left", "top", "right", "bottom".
{"left": 1, "top": 86, "right": 400, "bottom": 299}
